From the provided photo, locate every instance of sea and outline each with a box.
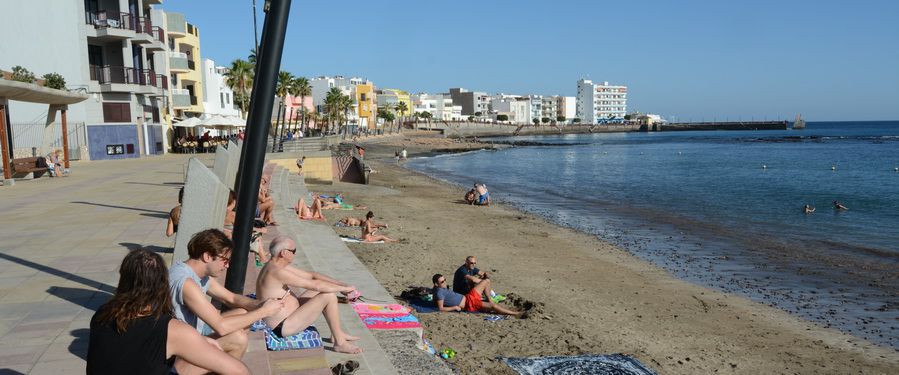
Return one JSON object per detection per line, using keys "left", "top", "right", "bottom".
{"left": 406, "top": 121, "right": 899, "bottom": 349}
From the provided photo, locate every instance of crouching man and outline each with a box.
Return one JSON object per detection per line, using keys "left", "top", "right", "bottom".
{"left": 170, "top": 229, "right": 285, "bottom": 375}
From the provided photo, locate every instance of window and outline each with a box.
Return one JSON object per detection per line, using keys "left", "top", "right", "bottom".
{"left": 126, "top": 144, "right": 135, "bottom": 154}
{"left": 102, "top": 103, "right": 131, "bottom": 122}
{"left": 226, "top": 93, "right": 230, "bottom": 104}
{"left": 360, "top": 93, "right": 367, "bottom": 101}
{"left": 106, "top": 144, "right": 124, "bottom": 155}
{"left": 220, "top": 93, "right": 225, "bottom": 108}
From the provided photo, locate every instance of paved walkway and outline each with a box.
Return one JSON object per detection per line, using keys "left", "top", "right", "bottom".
{"left": 0, "top": 154, "right": 194, "bottom": 374}
{"left": 0, "top": 153, "right": 449, "bottom": 374}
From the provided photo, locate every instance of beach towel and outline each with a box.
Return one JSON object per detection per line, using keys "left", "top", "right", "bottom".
{"left": 407, "top": 298, "right": 440, "bottom": 313}
{"left": 357, "top": 313, "right": 422, "bottom": 330}
{"left": 351, "top": 303, "right": 412, "bottom": 316}
{"left": 340, "top": 235, "right": 383, "bottom": 244}
{"left": 264, "top": 326, "right": 322, "bottom": 351}
{"left": 500, "top": 354, "right": 657, "bottom": 375}
{"left": 334, "top": 221, "right": 351, "bottom": 227}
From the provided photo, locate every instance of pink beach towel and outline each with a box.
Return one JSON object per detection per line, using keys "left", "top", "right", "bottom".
{"left": 357, "top": 312, "right": 422, "bottom": 330}
{"left": 351, "top": 303, "right": 411, "bottom": 316}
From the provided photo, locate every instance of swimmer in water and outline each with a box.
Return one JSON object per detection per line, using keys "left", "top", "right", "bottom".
{"left": 803, "top": 204, "right": 815, "bottom": 214}
{"left": 833, "top": 201, "right": 848, "bottom": 211}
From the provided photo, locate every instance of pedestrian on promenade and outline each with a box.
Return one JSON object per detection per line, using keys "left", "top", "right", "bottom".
{"left": 87, "top": 248, "right": 249, "bottom": 375}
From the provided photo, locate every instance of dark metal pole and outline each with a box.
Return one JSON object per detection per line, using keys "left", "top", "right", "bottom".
{"left": 225, "top": 0, "right": 291, "bottom": 294}
{"left": 252, "top": 0, "right": 259, "bottom": 54}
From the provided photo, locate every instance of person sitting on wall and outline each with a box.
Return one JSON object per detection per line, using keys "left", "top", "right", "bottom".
{"left": 258, "top": 177, "right": 277, "bottom": 225}
{"left": 166, "top": 187, "right": 184, "bottom": 237}
{"left": 87, "top": 249, "right": 249, "bottom": 375}
{"left": 168, "top": 229, "right": 285, "bottom": 374}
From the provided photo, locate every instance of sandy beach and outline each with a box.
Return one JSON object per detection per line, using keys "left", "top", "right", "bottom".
{"left": 307, "top": 134, "right": 899, "bottom": 374}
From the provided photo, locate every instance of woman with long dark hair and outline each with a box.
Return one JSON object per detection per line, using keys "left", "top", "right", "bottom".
{"left": 87, "top": 249, "right": 248, "bottom": 375}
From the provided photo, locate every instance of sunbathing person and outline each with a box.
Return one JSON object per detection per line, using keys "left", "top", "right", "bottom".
{"left": 169, "top": 229, "right": 285, "bottom": 374}
{"left": 258, "top": 177, "right": 277, "bottom": 225}
{"left": 362, "top": 215, "right": 398, "bottom": 243}
{"left": 319, "top": 194, "right": 368, "bottom": 210}
{"left": 256, "top": 236, "right": 363, "bottom": 354}
{"left": 295, "top": 196, "right": 326, "bottom": 220}
{"left": 431, "top": 274, "right": 525, "bottom": 318}
{"left": 337, "top": 211, "right": 387, "bottom": 228}
{"left": 166, "top": 187, "right": 184, "bottom": 237}
{"left": 224, "top": 190, "right": 269, "bottom": 263}
{"left": 88, "top": 249, "right": 249, "bottom": 375}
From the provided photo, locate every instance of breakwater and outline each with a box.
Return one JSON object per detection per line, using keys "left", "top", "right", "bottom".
{"left": 663, "top": 121, "right": 788, "bottom": 131}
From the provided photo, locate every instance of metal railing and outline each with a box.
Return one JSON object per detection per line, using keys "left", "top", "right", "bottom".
{"left": 84, "top": 10, "right": 157, "bottom": 38}
{"left": 89, "top": 65, "right": 167, "bottom": 90}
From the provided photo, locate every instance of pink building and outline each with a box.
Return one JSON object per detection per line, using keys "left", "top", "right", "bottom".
{"left": 274, "top": 95, "right": 316, "bottom": 129}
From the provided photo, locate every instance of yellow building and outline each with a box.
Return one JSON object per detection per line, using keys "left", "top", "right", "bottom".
{"left": 381, "top": 89, "right": 412, "bottom": 118}
{"left": 166, "top": 12, "right": 204, "bottom": 118}
{"left": 355, "top": 83, "right": 376, "bottom": 129}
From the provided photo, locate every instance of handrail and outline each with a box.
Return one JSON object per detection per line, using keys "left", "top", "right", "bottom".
{"left": 89, "top": 65, "right": 168, "bottom": 90}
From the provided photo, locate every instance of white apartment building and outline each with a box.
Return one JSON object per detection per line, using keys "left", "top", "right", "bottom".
{"left": 558, "top": 96, "right": 576, "bottom": 122}
{"left": 528, "top": 95, "right": 543, "bottom": 123}
{"left": 412, "top": 93, "right": 461, "bottom": 121}
{"left": 200, "top": 59, "right": 239, "bottom": 117}
{"left": 309, "top": 76, "right": 368, "bottom": 122}
{"left": 1, "top": 0, "right": 171, "bottom": 161}
{"left": 541, "top": 96, "right": 558, "bottom": 122}
{"left": 490, "top": 97, "right": 531, "bottom": 124}
{"left": 576, "top": 79, "right": 628, "bottom": 124}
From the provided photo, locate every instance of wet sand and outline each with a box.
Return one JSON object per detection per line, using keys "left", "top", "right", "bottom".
{"left": 310, "top": 135, "right": 899, "bottom": 374}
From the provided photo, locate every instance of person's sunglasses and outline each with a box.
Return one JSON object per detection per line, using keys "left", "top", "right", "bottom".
{"left": 285, "top": 248, "right": 297, "bottom": 254}
{"left": 438, "top": 279, "right": 446, "bottom": 284}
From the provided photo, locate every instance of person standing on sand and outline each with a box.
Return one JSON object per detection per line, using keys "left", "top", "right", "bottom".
{"left": 432, "top": 274, "right": 526, "bottom": 318}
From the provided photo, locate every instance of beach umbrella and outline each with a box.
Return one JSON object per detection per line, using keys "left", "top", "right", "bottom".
{"left": 173, "top": 117, "right": 202, "bottom": 128}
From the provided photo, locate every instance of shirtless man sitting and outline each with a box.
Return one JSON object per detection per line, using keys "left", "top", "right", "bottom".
{"left": 361, "top": 214, "right": 398, "bottom": 243}
{"left": 258, "top": 178, "right": 277, "bottom": 225}
{"left": 338, "top": 211, "right": 387, "bottom": 228}
{"left": 256, "top": 236, "right": 363, "bottom": 354}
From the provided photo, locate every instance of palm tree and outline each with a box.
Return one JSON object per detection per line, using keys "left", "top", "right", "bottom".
{"left": 224, "top": 59, "right": 254, "bottom": 118}
{"left": 338, "top": 94, "right": 353, "bottom": 138}
{"left": 292, "top": 76, "right": 311, "bottom": 132}
{"left": 273, "top": 70, "right": 294, "bottom": 151}
{"left": 324, "top": 87, "right": 344, "bottom": 134}
{"left": 395, "top": 101, "right": 409, "bottom": 132}
{"left": 248, "top": 48, "right": 258, "bottom": 65}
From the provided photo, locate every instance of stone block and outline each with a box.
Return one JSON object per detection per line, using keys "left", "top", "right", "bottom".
{"left": 211, "top": 140, "right": 242, "bottom": 191}
{"left": 173, "top": 158, "right": 228, "bottom": 262}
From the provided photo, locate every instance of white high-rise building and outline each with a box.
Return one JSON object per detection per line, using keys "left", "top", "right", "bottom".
{"left": 490, "top": 97, "right": 530, "bottom": 124}
{"left": 412, "top": 93, "right": 461, "bottom": 121}
{"left": 576, "top": 79, "right": 627, "bottom": 124}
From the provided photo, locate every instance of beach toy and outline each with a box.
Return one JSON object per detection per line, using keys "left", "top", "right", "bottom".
{"left": 440, "top": 348, "right": 456, "bottom": 359}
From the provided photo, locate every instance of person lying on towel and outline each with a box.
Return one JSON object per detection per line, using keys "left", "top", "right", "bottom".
{"left": 337, "top": 211, "right": 388, "bottom": 228}
{"left": 431, "top": 274, "right": 526, "bottom": 318}
{"left": 257, "top": 235, "right": 363, "bottom": 354}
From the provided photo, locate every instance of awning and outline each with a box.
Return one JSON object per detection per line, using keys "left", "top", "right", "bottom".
{"left": 173, "top": 117, "right": 202, "bottom": 128}
{"left": 199, "top": 114, "right": 246, "bottom": 128}
{"left": 0, "top": 79, "right": 89, "bottom": 105}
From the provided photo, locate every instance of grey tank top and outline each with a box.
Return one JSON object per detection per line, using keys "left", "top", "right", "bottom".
{"left": 169, "top": 262, "right": 210, "bottom": 334}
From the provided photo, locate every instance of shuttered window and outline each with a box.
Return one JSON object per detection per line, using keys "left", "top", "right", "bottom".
{"left": 102, "top": 103, "right": 131, "bottom": 122}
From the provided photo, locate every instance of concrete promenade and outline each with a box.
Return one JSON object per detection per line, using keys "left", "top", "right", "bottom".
{"left": 0, "top": 154, "right": 193, "bottom": 374}
{"left": 0, "top": 152, "right": 448, "bottom": 374}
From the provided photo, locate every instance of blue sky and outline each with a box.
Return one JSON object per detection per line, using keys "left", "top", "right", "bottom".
{"left": 161, "top": 0, "right": 899, "bottom": 121}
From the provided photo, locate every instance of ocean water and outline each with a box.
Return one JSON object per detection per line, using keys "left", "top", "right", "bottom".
{"left": 406, "top": 121, "right": 899, "bottom": 348}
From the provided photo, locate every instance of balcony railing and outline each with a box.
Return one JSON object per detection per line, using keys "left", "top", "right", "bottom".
{"left": 85, "top": 11, "right": 156, "bottom": 38}
{"left": 89, "top": 65, "right": 168, "bottom": 90}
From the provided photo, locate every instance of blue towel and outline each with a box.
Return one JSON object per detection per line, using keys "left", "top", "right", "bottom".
{"left": 408, "top": 299, "right": 439, "bottom": 313}
{"left": 264, "top": 326, "right": 322, "bottom": 351}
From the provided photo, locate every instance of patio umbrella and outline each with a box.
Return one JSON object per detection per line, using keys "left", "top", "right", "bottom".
{"left": 173, "top": 117, "right": 202, "bottom": 128}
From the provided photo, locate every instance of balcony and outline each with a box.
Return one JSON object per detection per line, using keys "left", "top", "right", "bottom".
{"left": 169, "top": 52, "right": 189, "bottom": 72}
{"left": 89, "top": 65, "right": 168, "bottom": 94}
{"left": 167, "top": 12, "right": 186, "bottom": 36}
{"left": 172, "top": 89, "right": 191, "bottom": 108}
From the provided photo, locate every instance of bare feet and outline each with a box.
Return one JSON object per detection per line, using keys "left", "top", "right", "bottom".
{"left": 333, "top": 341, "right": 363, "bottom": 354}
{"left": 343, "top": 334, "right": 361, "bottom": 341}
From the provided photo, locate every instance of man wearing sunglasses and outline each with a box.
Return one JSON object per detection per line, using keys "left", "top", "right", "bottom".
{"left": 169, "top": 229, "right": 285, "bottom": 374}
{"left": 256, "top": 235, "right": 364, "bottom": 354}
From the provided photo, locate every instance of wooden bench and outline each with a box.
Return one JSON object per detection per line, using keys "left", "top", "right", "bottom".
{"left": 11, "top": 157, "right": 49, "bottom": 178}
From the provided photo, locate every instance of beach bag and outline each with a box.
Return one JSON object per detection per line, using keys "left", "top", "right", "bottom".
{"left": 264, "top": 326, "right": 322, "bottom": 351}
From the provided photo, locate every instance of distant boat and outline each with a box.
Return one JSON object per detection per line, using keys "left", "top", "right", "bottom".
{"left": 792, "top": 114, "right": 806, "bottom": 129}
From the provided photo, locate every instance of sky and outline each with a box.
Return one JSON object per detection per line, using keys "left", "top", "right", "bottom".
{"left": 161, "top": 0, "right": 899, "bottom": 121}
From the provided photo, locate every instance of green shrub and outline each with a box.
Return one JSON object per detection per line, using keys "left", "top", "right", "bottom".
{"left": 11, "top": 66, "right": 36, "bottom": 83}
{"left": 556, "top": 115, "right": 566, "bottom": 122}
{"left": 496, "top": 114, "right": 509, "bottom": 121}
{"left": 42, "top": 73, "right": 66, "bottom": 90}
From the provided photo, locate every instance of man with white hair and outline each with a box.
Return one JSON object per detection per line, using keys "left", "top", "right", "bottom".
{"left": 255, "top": 235, "right": 363, "bottom": 354}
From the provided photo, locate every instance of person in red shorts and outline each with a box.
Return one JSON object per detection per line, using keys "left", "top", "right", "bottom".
{"left": 431, "top": 274, "right": 526, "bottom": 318}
